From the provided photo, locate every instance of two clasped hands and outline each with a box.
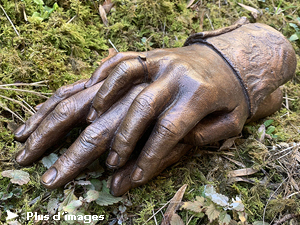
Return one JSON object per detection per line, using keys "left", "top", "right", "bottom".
{"left": 13, "top": 21, "right": 296, "bottom": 196}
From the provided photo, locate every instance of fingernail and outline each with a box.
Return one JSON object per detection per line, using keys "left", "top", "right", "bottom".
{"left": 131, "top": 167, "right": 143, "bottom": 181}
{"left": 110, "top": 175, "right": 131, "bottom": 197}
{"left": 107, "top": 151, "right": 120, "bottom": 168}
{"left": 14, "top": 124, "right": 25, "bottom": 137}
{"left": 15, "top": 148, "right": 26, "bottom": 163}
{"left": 42, "top": 168, "right": 57, "bottom": 184}
{"left": 85, "top": 79, "right": 92, "bottom": 88}
{"left": 87, "top": 108, "right": 97, "bottom": 123}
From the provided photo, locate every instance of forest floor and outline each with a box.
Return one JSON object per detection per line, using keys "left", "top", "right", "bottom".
{"left": 1, "top": 0, "right": 300, "bottom": 224}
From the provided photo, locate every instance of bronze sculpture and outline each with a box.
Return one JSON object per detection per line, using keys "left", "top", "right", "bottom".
{"left": 14, "top": 18, "right": 296, "bottom": 196}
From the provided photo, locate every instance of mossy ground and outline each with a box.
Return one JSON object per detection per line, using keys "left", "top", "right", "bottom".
{"left": 1, "top": 0, "right": 300, "bottom": 224}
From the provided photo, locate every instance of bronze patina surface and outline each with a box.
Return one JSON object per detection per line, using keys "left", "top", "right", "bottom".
{"left": 14, "top": 18, "right": 296, "bottom": 196}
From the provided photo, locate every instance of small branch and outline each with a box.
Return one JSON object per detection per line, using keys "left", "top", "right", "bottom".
{"left": 0, "top": 94, "right": 34, "bottom": 115}
{"left": 0, "top": 102, "right": 24, "bottom": 122}
{"left": 273, "top": 214, "right": 298, "bottom": 225}
{"left": 0, "top": 81, "right": 48, "bottom": 87}
{"left": 17, "top": 96, "right": 36, "bottom": 114}
{"left": 108, "top": 39, "right": 119, "bottom": 52}
{"left": 144, "top": 199, "right": 172, "bottom": 224}
{"left": 206, "top": 13, "right": 214, "bottom": 30}
{"left": 67, "top": 15, "right": 77, "bottom": 24}
{"left": 0, "top": 87, "right": 51, "bottom": 98}
{"left": 263, "top": 177, "right": 288, "bottom": 223}
{"left": 0, "top": 5, "right": 20, "bottom": 36}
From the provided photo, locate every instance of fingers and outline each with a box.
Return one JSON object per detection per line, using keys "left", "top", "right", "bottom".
{"left": 110, "top": 143, "right": 192, "bottom": 196}
{"left": 15, "top": 82, "right": 103, "bottom": 166}
{"left": 111, "top": 87, "right": 215, "bottom": 189}
{"left": 182, "top": 105, "right": 248, "bottom": 146}
{"left": 14, "top": 79, "right": 88, "bottom": 142}
{"left": 40, "top": 84, "right": 147, "bottom": 189}
{"left": 85, "top": 52, "right": 144, "bottom": 88}
{"left": 87, "top": 58, "right": 147, "bottom": 122}
{"left": 106, "top": 75, "right": 177, "bottom": 169}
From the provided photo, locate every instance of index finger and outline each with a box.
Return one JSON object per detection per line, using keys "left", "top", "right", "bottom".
{"left": 41, "top": 84, "right": 147, "bottom": 189}
{"left": 84, "top": 52, "right": 143, "bottom": 88}
{"left": 14, "top": 79, "right": 88, "bottom": 142}
{"left": 15, "top": 82, "right": 103, "bottom": 166}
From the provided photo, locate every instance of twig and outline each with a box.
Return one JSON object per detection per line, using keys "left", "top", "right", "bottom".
{"left": 0, "top": 102, "right": 24, "bottom": 122}
{"left": 276, "top": 150, "right": 293, "bottom": 160}
{"left": 144, "top": 199, "right": 172, "bottom": 224}
{"left": 0, "top": 80, "right": 48, "bottom": 87}
{"left": 273, "top": 214, "right": 298, "bottom": 225}
{"left": 0, "top": 5, "right": 20, "bottom": 36}
{"left": 263, "top": 177, "right": 288, "bottom": 224}
{"left": 186, "top": 215, "right": 194, "bottom": 225}
{"left": 17, "top": 96, "right": 36, "bottom": 114}
{"left": 206, "top": 13, "right": 214, "bottom": 30}
{"left": 67, "top": 15, "right": 77, "bottom": 24}
{"left": 285, "top": 91, "right": 289, "bottom": 111}
{"left": 274, "top": 143, "right": 300, "bottom": 155}
{"left": 0, "top": 87, "right": 51, "bottom": 98}
{"left": 286, "top": 191, "right": 300, "bottom": 199}
{"left": 152, "top": 209, "right": 158, "bottom": 225}
{"left": 108, "top": 39, "right": 119, "bottom": 52}
{"left": 0, "top": 94, "right": 34, "bottom": 115}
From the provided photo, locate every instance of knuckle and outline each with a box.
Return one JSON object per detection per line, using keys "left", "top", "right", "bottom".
{"left": 58, "top": 153, "right": 77, "bottom": 167}
{"left": 156, "top": 118, "right": 180, "bottom": 137}
{"left": 115, "top": 61, "right": 130, "bottom": 74}
{"left": 116, "top": 131, "right": 130, "bottom": 145}
{"left": 53, "top": 99, "right": 73, "bottom": 121}
{"left": 133, "top": 93, "right": 154, "bottom": 113}
{"left": 55, "top": 85, "right": 70, "bottom": 99}
{"left": 172, "top": 61, "right": 190, "bottom": 73}
{"left": 79, "top": 128, "right": 98, "bottom": 148}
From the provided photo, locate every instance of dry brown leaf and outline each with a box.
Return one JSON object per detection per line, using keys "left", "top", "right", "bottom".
{"left": 219, "top": 136, "right": 239, "bottom": 150}
{"left": 238, "top": 3, "right": 262, "bottom": 19}
{"left": 294, "top": 151, "right": 300, "bottom": 163}
{"left": 170, "top": 213, "right": 185, "bottom": 225}
{"left": 161, "top": 184, "right": 187, "bottom": 225}
{"left": 227, "top": 168, "right": 258, "bottom": 178}
{"left": 2, "top": 170, "right": 30, "bottom": 185}
{"left": 290, "top": 177, "right": 299, "bottom": 191}
{"left": 257, "top": 124, "right": 266, "bottom": 143}
{"left": 222, "top": 156, "right": 246, "bottom": 168}
{"left": 186, "top": 0, "right": 196, "bottom": 8}
{"left": 99, "top": 4, "right": 108, "bottom": 26}
{"left": 103, "top": 0, "right": 114, "bottom": 14}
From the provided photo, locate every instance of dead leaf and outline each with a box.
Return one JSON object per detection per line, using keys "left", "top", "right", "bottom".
{"left": 181, "top": 196, "right": 205, "bottom": 213}
{"left": 7, "top": 121, "right": 19, "bottom": 132}
{"left": 99, "top": 4, "right": 108, "bottom": 26}
{"left": 103, "top": 0, "right": 114, "bottom": 14}
{"left": 186, "top": 0, "right": 196, "bottom": 8}
{"left": 2, "top": 170, "right": 30, "bottom": 185}
{"left": 290, "top": 177, "right": 299, "bottom": 191}
{"left": 6, "top": 210, "right": 18, "bottom": 221}
{"left": 257, "top": 124, "right": 266, "bottom": 143}
{"left": 294, "top": 151, "right": 300, "bottom": 163}
{"left": 227, "top": 168, "right": 258, "bottom": 178}
{"left": 222, "top": 156, "right": 246, "bottom": 168}
{"left": 161, "top": 184, "right": 187, "bottom": 225}
{"left": 238, "top": 3, "right": 262, "bottom": 19}
{"left": 170, "top": 213, "right": 185, "bottom": 225}
{"left": 219, "top": 136, "right": 239, "bottom": 150}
